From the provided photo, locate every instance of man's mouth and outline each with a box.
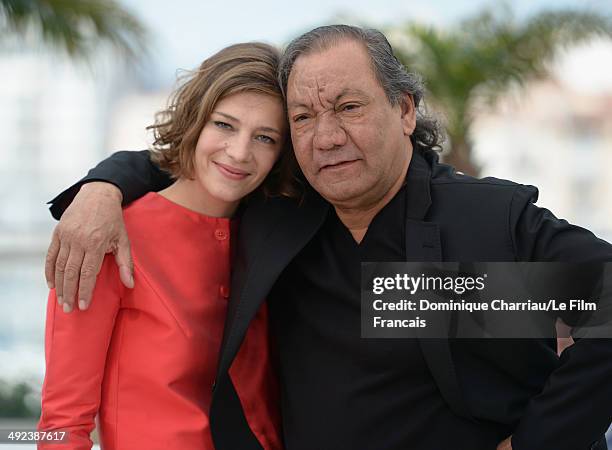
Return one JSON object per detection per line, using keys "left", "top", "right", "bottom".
{"left": 319, "top": 160, "right": 359, "bottom": 172}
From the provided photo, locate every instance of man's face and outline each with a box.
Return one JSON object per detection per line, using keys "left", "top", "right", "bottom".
{"left": 286, "top": 39, "right": 416, "bottom": 210}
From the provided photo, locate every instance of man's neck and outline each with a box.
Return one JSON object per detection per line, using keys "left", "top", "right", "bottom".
{"left": 334, "top": 166, "right": 408, "bottom": 244}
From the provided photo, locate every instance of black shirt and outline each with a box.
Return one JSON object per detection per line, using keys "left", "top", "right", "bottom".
{"left": 269, "top": 182, "right": 505, "bottom": 450}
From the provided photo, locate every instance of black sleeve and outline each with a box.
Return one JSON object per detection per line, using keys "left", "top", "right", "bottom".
{"left": 509, "top": 185, "right": 612, "bottom": 450}
{"left": 48, "top": 150, "right": 173, "bottom": 220}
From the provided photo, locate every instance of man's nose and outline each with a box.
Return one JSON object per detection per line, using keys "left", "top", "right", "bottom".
{"left": 313, "top": 113, "right": 347, "bottom": 151}
{"left": 225, "top": 134, "right": 252, "bottom": 162}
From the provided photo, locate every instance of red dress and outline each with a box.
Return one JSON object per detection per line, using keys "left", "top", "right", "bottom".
{"left": 38, "top": 192, "right": 281, "bottom": 450}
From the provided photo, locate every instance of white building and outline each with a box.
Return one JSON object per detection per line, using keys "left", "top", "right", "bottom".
{"left": 473, "top": 78, "right": 612, "bottom": 242}
{"left": 0, "top": 41, "right": 144, "bottom": 385}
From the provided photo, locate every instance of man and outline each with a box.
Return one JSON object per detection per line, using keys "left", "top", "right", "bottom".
{"left": 46, "top": 25, "right": 611, "bottom": 450}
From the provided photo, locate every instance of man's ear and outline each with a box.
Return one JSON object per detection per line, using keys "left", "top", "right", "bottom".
{"left": 400, "top": 93, "right": 417, "bottom": 136}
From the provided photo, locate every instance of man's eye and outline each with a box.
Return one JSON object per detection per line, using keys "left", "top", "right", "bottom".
{"left": 214, "top": 121, "right": 232, "bottom": 129}
{"left": 341, "top": 104, "right": 360, "bottom": 112}
{"left": 256, "top": 135, "right": 275, "bottom": 144}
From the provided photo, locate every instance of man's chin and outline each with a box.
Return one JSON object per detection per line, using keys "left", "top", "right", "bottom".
{"left": 314, "top": 183, "right": 373, "bottom": 209}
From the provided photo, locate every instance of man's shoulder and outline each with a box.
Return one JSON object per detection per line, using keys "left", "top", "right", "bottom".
{"left": 429, "top": 159, "right": 539, "bottom": 206}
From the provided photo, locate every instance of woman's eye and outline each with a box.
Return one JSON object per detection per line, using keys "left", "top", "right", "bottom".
{"left": 256, "top": 135, "right": 275, "bottom": 144}
{"left": 293, "top": 114, "right": 308, "bottom": 123}
{"left": 214, "top": 121, "right": 232, "bottom": 129}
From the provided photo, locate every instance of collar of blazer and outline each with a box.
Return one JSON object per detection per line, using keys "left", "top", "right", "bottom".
{"left": 215, "top": 148, "right": 474, "bottom": 422}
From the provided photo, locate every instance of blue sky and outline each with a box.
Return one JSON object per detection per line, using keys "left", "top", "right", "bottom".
{"left": 120, "top": 0, "right": 612, "bottom": 86}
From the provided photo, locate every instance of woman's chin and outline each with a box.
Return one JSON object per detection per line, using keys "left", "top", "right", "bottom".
{"left": 209, "top": 187, "right": 249, "bottom": 205}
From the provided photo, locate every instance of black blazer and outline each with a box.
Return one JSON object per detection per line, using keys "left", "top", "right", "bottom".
{"left": 49, "top": 149, "right": 612, "bottom": 450}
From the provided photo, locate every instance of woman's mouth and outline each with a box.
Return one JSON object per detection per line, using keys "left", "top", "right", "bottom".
{"left": 214, "top": 162, "right": 250, "bottom": 180}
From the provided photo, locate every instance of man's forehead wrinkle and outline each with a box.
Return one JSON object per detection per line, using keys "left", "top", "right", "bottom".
{"left": 316, "top": 78, "right": 326, "bottom": 110}
{"left": 289, "top": 63, "right": 365, "bottom": 112}
{"left": 316, "top": 77, "right": 325, "bottom": 93}
{"left": 294, "top": 77, "right": 334, "bottom": 111}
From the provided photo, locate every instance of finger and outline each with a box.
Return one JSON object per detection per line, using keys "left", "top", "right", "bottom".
{"left": 77, "top": 250, "right": 105, "bottom": 310}
{"left": 54, "top": 244, "right": 70, "bottom": 307}
{"left": 114, "top": 232, "right": 134, "bottom": 289}
{"left": 60, "top": 247, "right": 86, "bottom": 314}
{"left": 496, "top": 437, "right": 512, "bottom": 450}
{"left": 45, "top": 228, "right": 61, "bottom": 289}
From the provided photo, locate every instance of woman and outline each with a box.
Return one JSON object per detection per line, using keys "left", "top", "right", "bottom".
{"left": 37, "top": 43, "right": 288, "bottom": 450}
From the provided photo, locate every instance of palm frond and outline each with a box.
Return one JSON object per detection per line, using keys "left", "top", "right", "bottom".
{"left": 0, "top": 0, "right": 148, "bottom": 60}
{"left": 390, "top": 5, "right": 612, "bottom": 172}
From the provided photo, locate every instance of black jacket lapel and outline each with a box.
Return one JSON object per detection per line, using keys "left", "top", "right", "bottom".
{"left": 217, "top": 189, "right": 329, "bottom": 377}
{"left": 404, "top": 151, "right": 474, "bottom": 421}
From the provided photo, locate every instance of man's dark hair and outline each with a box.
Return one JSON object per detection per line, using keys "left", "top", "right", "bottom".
{"left": 278, "top": 24, "right": 443, "bottom": 152}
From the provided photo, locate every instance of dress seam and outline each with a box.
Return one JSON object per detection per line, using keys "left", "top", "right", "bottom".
{"left": 112, "top": 309, "right": 126, "bottom": 449}
{"left": 130, "top": 258, "right": 191, "bottom": 338}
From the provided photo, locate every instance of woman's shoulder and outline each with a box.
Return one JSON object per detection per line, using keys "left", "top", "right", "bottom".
{"left": 122, "top": 191, "right": 160, "bottom": 217}
{"left": 121, "top": 192, "right": 179, "bottom": 231}
{"left": 119, "top": 192, "right": 225, "bottom": 257}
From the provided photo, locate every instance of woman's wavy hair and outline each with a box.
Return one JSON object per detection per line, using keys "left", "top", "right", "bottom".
{"left": 148, "top": 42, "right": 299, "bottom": 199}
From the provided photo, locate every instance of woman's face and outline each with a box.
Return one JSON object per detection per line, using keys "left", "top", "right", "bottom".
{"left": 191, "top": 91, "right": 286, "bottom": 209}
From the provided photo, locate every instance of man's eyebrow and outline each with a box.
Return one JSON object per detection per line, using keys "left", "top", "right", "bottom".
{"left": 287, "top": 101, "right": 310, "bottom": 109}
{"left": 335, "top": 88, "right": 367, "bottom": 101}
{"left": 287, "top": 88, "right": 368, "bottom": 109}
{"left": 213, "top": 111, "right": 281, "bottom": 135}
